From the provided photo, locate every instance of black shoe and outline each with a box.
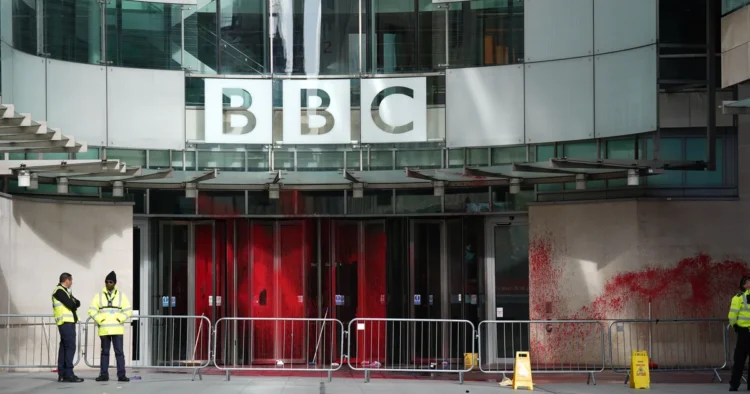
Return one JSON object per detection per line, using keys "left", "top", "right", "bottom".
{"left": 95, "top": 375, "right": 109, "bottom": 382}
{"left": 57, "top": 376, "right": 63, "bottom": 382}
{"left": 729, "top": 387, "right": 738, "bottom": 392}
{"left": 63, "top": 376, "right": 84, "bottom": 383}
{"left": 118, "top": 376, "right": 130, "bottom": 382}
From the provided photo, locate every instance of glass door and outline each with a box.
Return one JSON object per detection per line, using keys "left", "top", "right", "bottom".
{"left": 484, "top": 216, "right": 530, "bottom": 364}
{"left": 152, "top": 221, "right": 215, "bottom": 366}
{"left": 410, "top": 220, "right": 448, "bottom": 364}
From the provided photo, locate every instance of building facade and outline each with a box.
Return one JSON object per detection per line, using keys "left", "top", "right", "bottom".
{"left": 0, "top": 0, "right": 742, "bottom": 367}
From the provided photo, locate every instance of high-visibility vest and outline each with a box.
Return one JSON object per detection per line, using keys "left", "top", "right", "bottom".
{"left": 52, "top": 285, "right": 76, "bottom": 326}
{"left": 729, "top": 290, "right": 750, "bottom": 328}
{"left": 88, "top": 287, "right": 132, "bottom": 336}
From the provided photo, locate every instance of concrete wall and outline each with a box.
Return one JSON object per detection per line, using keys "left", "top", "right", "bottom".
{"left": 0, "top": 193, "right": 133, "bottom": 370}
{"left": 528, "top": 199, "right": 749, "bottom": 367}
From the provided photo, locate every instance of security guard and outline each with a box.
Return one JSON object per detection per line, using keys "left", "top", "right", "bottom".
{"left": 729, "top": 275, "right": 750, "bottom": 391}
{"left": 88, "top": 271, "right": 132, "bottom": 382}
{"left": 52, "top": 272, "right": 84, "bottom": 383}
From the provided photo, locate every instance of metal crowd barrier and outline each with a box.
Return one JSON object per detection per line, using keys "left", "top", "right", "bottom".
{"left": 0, "top": 314, "right": 82, "bottom": 370}
{"left": 347, "top": 318, "right": 475, "bottom": 383}
{"left": 609, "top": 319, "right": 726, "bottom": 383}
{"left": 212, "top": 317, "right": 345, "bottom": 381}
{"left": 477, "top": 320, "right": 604, "bottom": 384}
{"left": 83, "top": 315, "right": 211, "bottom": 381}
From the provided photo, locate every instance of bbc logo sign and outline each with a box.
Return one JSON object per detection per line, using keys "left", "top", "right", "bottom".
{"left": 204, "top": 78, "right": 427, "bottom": 145}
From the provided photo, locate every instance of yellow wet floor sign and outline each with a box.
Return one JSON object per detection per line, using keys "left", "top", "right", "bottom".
{"left": 630, "top": 350, "right": 650, "bottom": 389}
{"left": 512, "top": 351, "right": 533, "bottom": 390}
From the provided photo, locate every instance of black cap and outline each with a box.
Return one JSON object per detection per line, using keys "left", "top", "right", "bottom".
{"left": 106, "top": 271, "right": 117, "bottom": 284}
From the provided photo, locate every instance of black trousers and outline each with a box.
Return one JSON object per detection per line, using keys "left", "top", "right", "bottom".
{"left": 56, "top": 323, "right": 76, "bottom": 378}
{"left": 100, "top": 335, "right": 127, "bottom": 378}
{"left": 731, "top": 328, "right": 750, "bottom": 388}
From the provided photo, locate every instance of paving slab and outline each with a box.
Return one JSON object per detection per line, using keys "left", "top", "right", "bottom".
{"left": 0, "top": 372, "right": 739, "bottom": 394}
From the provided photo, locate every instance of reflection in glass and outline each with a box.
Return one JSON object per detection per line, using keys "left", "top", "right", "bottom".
{"left": 184, "top": 1, "right": 220, "bottom": 74}
{"left": 493, "top": 223, "right": 529, "bottom": 358}
{"left": 12, "top": 0, "right": 37, "bottom": 54}
{"left": 106, "top": 1, "right": 182, "bottom": 69}
{"left": 44, "top": 0, "right": 100, "bottom": 63}
{"left": 449, "top": 0, "right": 524, "bottom": 68}
{"left": 219, "top": 0, "right": 266, "bottom": 74}
{"left": 270, "top": 0, "right": 360, "bottom": 76}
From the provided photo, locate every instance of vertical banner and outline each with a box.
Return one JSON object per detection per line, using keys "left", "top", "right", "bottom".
{"left": 282, "top": 79, "right": 351, "bottom": 144}
{"left": 360, "top": 77, "right": 427, "bottom": 143}
{"left": 204, "top": 79, "right": 273, "bottom": 144}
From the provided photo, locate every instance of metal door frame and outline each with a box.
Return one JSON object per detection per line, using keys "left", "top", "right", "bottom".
{"left": 133, "top": 218, "right": 150, "bottom": 367}
{"left": 155, "top": 220, "right": 215, "bottom": 364}
{"left": 484, "top": 215, "right": 529, "bottom": 365}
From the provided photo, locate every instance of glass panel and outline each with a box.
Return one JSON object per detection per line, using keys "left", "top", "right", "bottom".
{"left": 345, "top": 150, "right": 360, "bottom": 170}
{"left": 642, "top": 137, "right": 683, "bottom": 186}
{"left": 448, "top": 149, "right": 464, "bottom": 168}
{"left": 369, "top": 150, "right": 393, "bottom": 170}
{"left": 493, "top": 223, "right": 529, "bottom": 357}
{"left": 370, "top": 0, "right": 416, "bottom": 73}
{"left": 347, "top": 189, "right": 393, "bottom": 215}
{"left": 273, "top": 150, "right": 294, "bottom": 170}
{"left": 107, "top": 1, "right": 183, "bottom": 69}
{"left": 248, "top": 151, "right": 270, "bottom": 171}
{"left": 686, "top": 137, "right": 724, "bottom": 186}
{"left": 198, "top": 150, "right": 245, "bottom": 171}
{"left": 417, "top": 0, "right": 452, "bottom": 70}
{"left": 44, "top": 0, "right": 101, "bottom": 63}
{"left": 219, "top": 0, "right": 266, "bottom": 74}
{"left": 170, "top": 151, "right": 196, "bottom": 170}
{"left": 297, "top": 191, "right": 345, "bottom": 214}
{"left": 198, "top": 191, "right": 244, "bottom": 215}
{"left": 395, "top": 150, "right": 441, "bottom": 169}
{"left": 297, "top": 151, "right": 344, "bottom": 171}
{"left": 395, "top": 189, "right": 440, "bottom": 213}
{"left": 607, "top": 139, "right": 635, "bottom": 187}
{"left": 492, "top": 185, "right": 532, "bottom": 211}
{"left": 107, "top": 149, "right": 146, "bottom": 167}
{"left": 444, "top": 187, "right": 489, "bottom": 213}
{"left": 150, "top": 150, "right": 171, "bottom": 169}
{"left": 491, "top": 146, "right": 526, "bottom": 165}
{"left": 535, "top": 145, "right": 560, "bottom": 192}
{"left": 467, "top": 148, "right": 489, "bottom": 166}
{"left": 246, "top": 191, "right": 279, "bottom": 214}
{"left": 449, "top": 0, "right": 524, "bottom": 68}
{"left": 75, "top": 147, "right": 100, "bottom": 160}
{"left": 562, "top": 141, "right": 596, "bottom": 159}
{"left": 185, "top": 77, "right": 205, "bottom": 106}
{"left": 412, "top": 221, "right": 443, "bottom": 322}
{"left": 183, "top": 1, "right": 218, "bottom": 73}
{"left": 271, "top": 0, "right": 360, "bottom": 75}
{"left": 149, "top": 190, "right": 196, "bottom": 214}
{"left": 724, "top": 0, "right": 750, "bottom": 15}
{"left": 43, "top": 152, "right": 69, "bottom": 160}
{"left": 12, "top": 0, "right": 37, "bottom": 54}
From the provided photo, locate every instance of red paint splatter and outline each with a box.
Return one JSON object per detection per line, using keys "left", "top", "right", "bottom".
{"left": 527, "top": 234, "right": 749, "bottom": 364}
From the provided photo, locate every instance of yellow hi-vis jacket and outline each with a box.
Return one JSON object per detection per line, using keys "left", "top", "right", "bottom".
{"left": 52, "top": 285, "right": 75, "bottom": 326}
{"left": 729, "top": 290, "right": 750, "bottom": 328}
{"left": 88, "top": 287, "right": 132, "bottom": 336}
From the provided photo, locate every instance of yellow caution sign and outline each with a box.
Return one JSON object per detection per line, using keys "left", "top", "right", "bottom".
{"left": 512, "top": 351, "right": 533, "bottom": 391}
{"left": 464, "top": 353, "right": 478, "bottom": 369}
{"left": 629, "top": 350, "right": 650, "bottom": 389}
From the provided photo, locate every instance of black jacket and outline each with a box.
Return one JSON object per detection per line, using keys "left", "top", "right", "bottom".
{"left": 53, "top": 286, "right": 81, "bottom": 323}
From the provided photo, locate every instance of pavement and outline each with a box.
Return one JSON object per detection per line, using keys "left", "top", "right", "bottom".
{"left": 0, "top": 371, "right": 743, "bottom": 394}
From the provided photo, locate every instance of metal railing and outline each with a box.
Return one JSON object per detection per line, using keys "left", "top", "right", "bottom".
{"left": 0, "top": 314, "right": 82, "bottom": 369}
{"left": 609, "top": 319, "right": 726, "bottom": 383}
{"left": 212, "top": 317, "right": 345, "bottom": 381}
{"left": 346, "top": 318, "right": 475, "bottom": 383}
{"left": 477, "top": 320, "right": 605, "bottom": 384}
{"left": 83, "top": 315, "right": 211, "bottom": 381}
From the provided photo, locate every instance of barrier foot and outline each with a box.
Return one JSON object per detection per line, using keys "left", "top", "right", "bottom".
{"left": 711, "top": 368, "right": 722, "bottom": 383}
{"left": 587, "top": 372, "right": 596, "bottom": 385}
{"left": 364, "top": 369, "right": 370, "bottom": 383}
{"left": 623, "top": 372, "right": 630, "bottom": 385}
{"left": 319, "top": 381, "right": 325, "bottom": 394}
{"left": 327, "top": 370, "right": 332, "bottom": 382}
{"left": 225, "top": 370, "right": 231, "bottom": 382}
{"left": 459, "top": 372, "right": 464, "bottom": 385}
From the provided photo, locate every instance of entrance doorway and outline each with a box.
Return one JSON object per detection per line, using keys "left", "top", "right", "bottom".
{"left": 484, "top": 216, "right": 530, "bottom": 364}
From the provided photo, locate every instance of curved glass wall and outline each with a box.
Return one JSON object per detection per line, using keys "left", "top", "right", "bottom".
{"left": 13, "top": 0, "right": 524, "bottom": 75}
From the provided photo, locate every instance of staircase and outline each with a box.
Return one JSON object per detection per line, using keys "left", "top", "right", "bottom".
{"left": 0, "top": 102, "right": 88, "bottom": 157}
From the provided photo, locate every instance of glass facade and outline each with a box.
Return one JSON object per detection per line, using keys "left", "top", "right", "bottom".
{"left": 15, "top": 0, "right": 523, "bottom": 75}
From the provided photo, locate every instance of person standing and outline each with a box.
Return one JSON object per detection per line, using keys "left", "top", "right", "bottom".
{"left": 88, "top": 271, "right": 132, "bottom": 382}
{"left": 52, "top": 272, "right": 84, "bottom": 383}
{"left": 729, "top": 275, "right": 750, "bottom": 391}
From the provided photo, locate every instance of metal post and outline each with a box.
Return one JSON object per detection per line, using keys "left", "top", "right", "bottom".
{"left": 706, "top": 0, "right": 717, "bottom": 171}
{"left": 100, "top": 0, "right": 107, "bottom": 64}
{"left": 180, "top": 7, "right": 186, "bottom": 67}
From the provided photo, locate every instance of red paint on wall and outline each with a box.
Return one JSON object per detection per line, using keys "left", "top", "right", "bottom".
{"left": 528, "top": 235, "right": 748, "bottom": 362}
